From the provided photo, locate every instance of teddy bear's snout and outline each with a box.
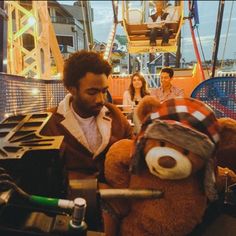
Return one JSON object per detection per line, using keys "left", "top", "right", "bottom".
{"left": 158, "top": 156, "right": 177, "bottom": 168}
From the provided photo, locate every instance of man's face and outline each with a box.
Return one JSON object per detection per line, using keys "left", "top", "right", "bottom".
{"left": 160, "top": 72, "right": 172, "bottom": 88}
{"left": 70, "top": 72, "right": 109, "bottom": 118}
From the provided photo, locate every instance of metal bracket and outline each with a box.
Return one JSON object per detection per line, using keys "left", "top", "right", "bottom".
{"left": 0, "top": 112, "right": 63, "bottom": 159}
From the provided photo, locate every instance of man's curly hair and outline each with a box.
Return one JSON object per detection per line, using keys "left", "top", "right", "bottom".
{"left": 63, "top": 50, "right": 112, "bottom": 89}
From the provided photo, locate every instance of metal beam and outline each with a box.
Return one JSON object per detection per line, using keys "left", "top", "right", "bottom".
{"left": 0, "top": 0, "right": 7, "bottom": 73}
{"left": 7, "top": 1, "right": 63, "bottom": 79}
{"left": 211, "top": 0, "right": 225, "bottom": 78}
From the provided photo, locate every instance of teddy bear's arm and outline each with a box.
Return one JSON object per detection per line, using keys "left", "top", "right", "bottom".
{"left": 103, "top": 139, "right": 135, "bottom": 236}
{"left": 105, "top": 139, "right": 134, "bottom": 187}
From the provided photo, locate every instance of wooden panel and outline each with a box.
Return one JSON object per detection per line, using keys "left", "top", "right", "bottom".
{"left": 129, "top": 34, "right": 176, "bottom": 41}
{"left": 126, "top": 22, "right": 179, "bottom": 36}
{"left": 108, "top": 70, "right": 202, "bottom": 103}
{"left": 108, "top": 76, "right": 131, "bottom": 104}
{"left": 129, "top": 35, "right": 149, "bottom": 41}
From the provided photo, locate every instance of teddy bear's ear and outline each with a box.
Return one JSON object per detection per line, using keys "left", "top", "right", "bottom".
{"left": 216, "top": 117, "right": 236, "bottom": 172}
{"left": 136, "top": 96, "right": 160, "bottom": 123}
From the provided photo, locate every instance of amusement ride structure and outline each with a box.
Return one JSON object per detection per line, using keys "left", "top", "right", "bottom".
{"left": 0, "top": 0, "right": 235, "bottom": 119}
{"left": 0, "top": 1, "right": 236, "bottom": 236}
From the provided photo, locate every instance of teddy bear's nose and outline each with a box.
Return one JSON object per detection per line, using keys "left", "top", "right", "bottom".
{"left": 158, "top": 156, "right": 177, "bottom": 168}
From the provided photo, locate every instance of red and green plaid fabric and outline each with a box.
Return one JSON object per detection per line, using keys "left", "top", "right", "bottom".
{"left": 149, "top": 98, "right": 220, "bottom": 144}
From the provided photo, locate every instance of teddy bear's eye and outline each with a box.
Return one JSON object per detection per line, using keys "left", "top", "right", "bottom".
{"left": 183, "top": 149, "right": 189, "bottom": 156}
{"left": 160, "top": 141, "right": 165, "bottom": 147}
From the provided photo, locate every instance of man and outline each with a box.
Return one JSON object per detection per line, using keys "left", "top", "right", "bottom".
{"left": 41, "top": 50, "right": 133, "bottom": 183}
{"left": 148, "top": 1, "right": 171, "bottom": 46}
{"left": 148, "top": 0, "right": 180, "bottom": 46}
{"left": 151, "top": 67, "right": 184, "bottom": 102}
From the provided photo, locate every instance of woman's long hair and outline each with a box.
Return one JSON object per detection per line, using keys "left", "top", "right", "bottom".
{"left": 129, "top": 72, "right": 150, "bottom": 101}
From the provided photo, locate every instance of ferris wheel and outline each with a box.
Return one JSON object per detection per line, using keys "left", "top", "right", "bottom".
{"left": 121, "top": 0, "right": 184, "bottom": 54}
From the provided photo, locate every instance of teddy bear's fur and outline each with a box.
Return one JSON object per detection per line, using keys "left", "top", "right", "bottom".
{"left": 216, "top": 118, "right": 236, "bottom": 172}
{"left": 105, "top": 139, "right": 207, "bottom": 236}
{"left": 103, "top": 96, "right": 236, "bottom": 236}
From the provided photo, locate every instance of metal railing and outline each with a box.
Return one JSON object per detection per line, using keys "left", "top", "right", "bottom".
{"left": 191, "top": 77, "right": 236, "bottom": 119}
{"left": 0, "top": 73, "right": 68, "bottom": 121}
{"left": 0, "top": 73, "right": 160, "bottom": 121}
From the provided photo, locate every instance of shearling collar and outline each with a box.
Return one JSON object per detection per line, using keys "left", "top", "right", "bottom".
{"left": 57, "top": 94, "right": 112, "bottom": 158}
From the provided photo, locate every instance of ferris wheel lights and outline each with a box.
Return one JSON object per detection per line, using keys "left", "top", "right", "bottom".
{"left": 28, "top": 16, "right": 36, "bottom": 26}
{"left": 3, "top": 59, "right": 7, "bottom": 65}
{"left": 31, "top": 88, "right": 40, "bottom": 96}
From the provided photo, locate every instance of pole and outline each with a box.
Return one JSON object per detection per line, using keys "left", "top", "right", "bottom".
{"left": 164, "top": 53, "right": 169, "bottom": 67}
{"left": 176, "top": 32, "right": 181, "bottom": 68}
{"left": 211, "top": 0, "right": 225, "bottom": 78}
{"left": 80, "top": 1, "right": 89, "bottom": 50}
{"left": 0, "top": 0, "right": 7, "bottom": 73}
{"left": 188, "top": 0, "right": 205, "bottom": 80}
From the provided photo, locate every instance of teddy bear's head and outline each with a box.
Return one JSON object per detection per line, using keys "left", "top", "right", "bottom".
{"left": 142, "top": 130, "right": 209, "bottom": 180}
{"left": 131, "top": 96, "right": 220, "bottom": 200}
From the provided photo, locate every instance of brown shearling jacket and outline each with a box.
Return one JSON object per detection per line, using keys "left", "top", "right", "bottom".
{"left": 41, "top": 94, "right": 133, "bottom": 182}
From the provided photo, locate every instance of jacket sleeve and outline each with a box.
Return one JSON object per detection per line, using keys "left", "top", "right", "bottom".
{"left": 122, "top": 112, "right": 133, "bottom": 139}
{"left": 106, "top": 103, "right": 134, "bottom": 140}
{"left": 117, "top": 105, "right": 133, "bottom": 139}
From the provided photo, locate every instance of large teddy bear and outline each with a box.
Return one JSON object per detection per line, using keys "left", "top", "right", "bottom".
{"left": 102, "top": 96, "right": 236, "bottom": 236}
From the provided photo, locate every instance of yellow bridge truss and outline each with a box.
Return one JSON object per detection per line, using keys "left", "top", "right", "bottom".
{"left": 7, "top": 1, "right": 63, "bottom": 79}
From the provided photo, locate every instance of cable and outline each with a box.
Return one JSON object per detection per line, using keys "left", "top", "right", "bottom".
{"left": 0, "top": 168, "right": 28, "bottom": 198}
{"left": 0, "top": 180, "right": 30, "bottom": 199}
{"left": 220, "top": 1, "right": 234, "bottom": 69}
{"left": 196, "top": 27, "right": 210, "bottom": 77}
{"left": 0, "top": 169, "right": 14, "bottom": 183}
{"left": 0, "top": 168, "right": 74, "bottom": 210}
{"left": 0, "top": 174, "right": 14, "bottom": 182}
{"left": 0, "top": 167, "right": 7, "bottom": 174}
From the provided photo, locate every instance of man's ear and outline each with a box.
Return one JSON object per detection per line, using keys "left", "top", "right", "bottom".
{"left": 68, "top": 87, "right": 77, "bottom": 96}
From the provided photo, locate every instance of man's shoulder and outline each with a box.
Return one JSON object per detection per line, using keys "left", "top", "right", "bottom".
{"left": 172, "top": 85, "right": 183, "bottom": 91}
{"left": 172, "top": 85, "right": 184, "bottom": 95}
{"left": 156, "top": 86, "right": 162, "bottom": 91}
{"left": 45, "top": 107, "right": 65, "bottom": 124}
{"left": 150, "top": 87, "right": 162, "bottom": 94}
{"left": 47, "top": 106, "right": 58, "bottom": 113}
